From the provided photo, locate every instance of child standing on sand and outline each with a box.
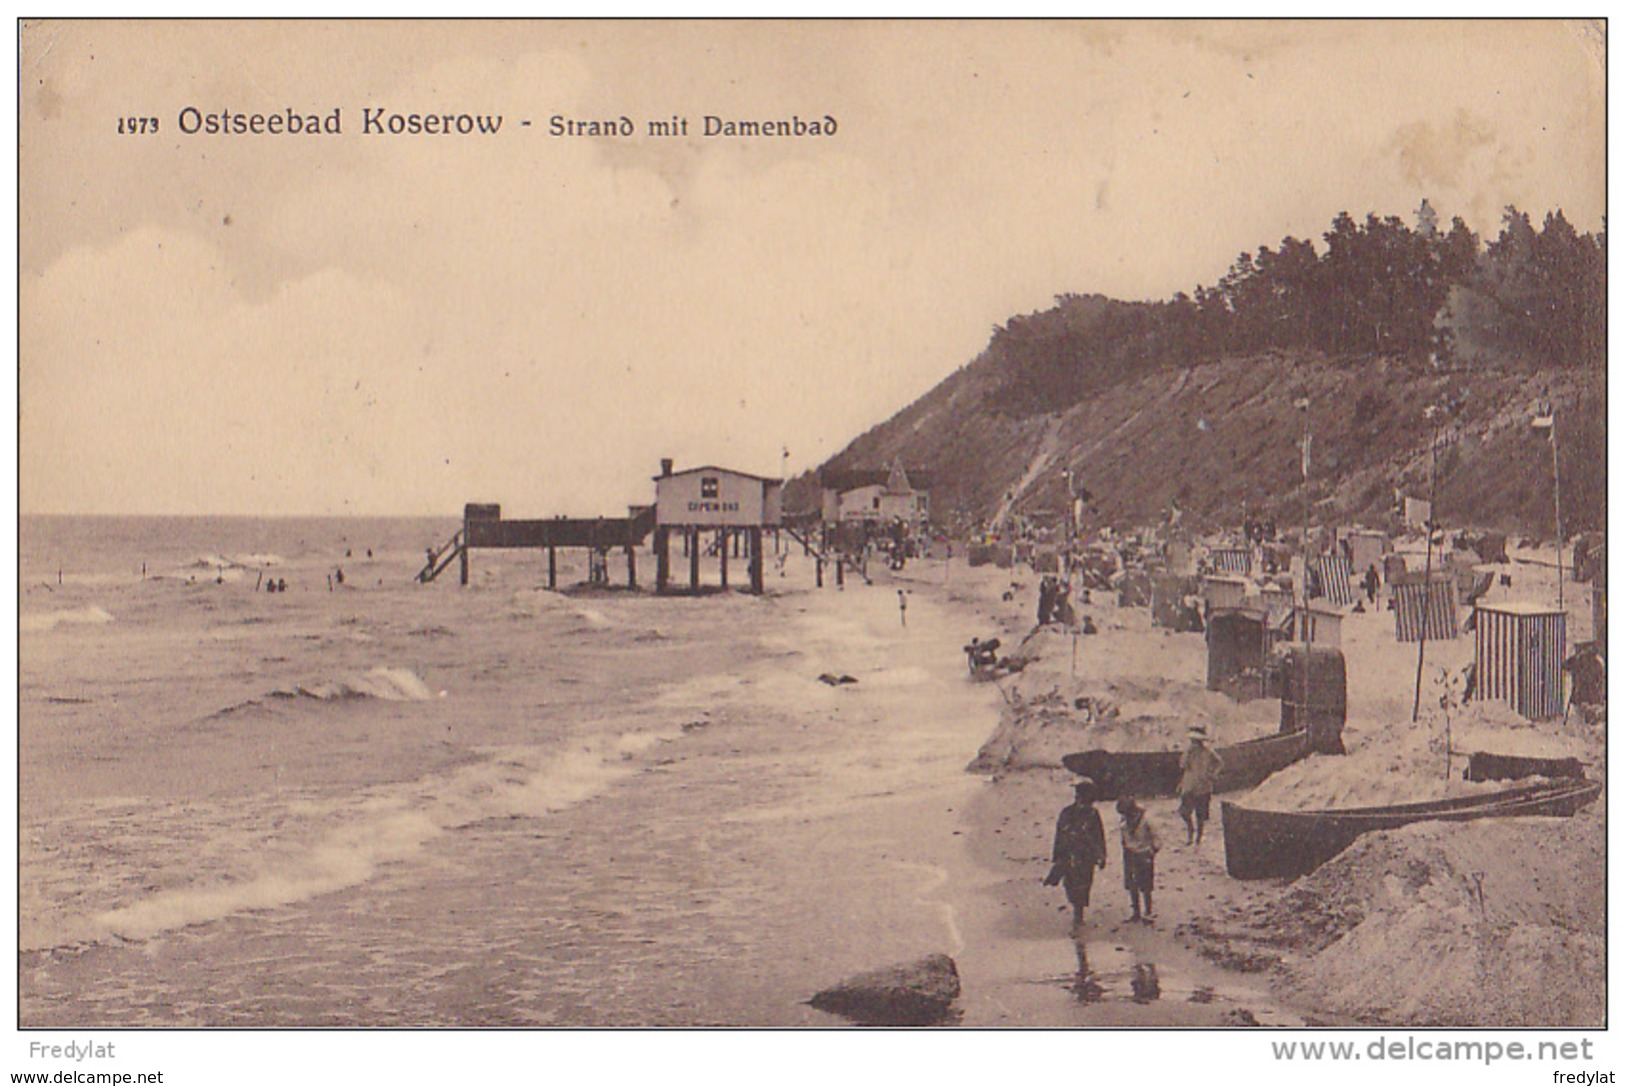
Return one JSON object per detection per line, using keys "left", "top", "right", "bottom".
{"left": 1116, "top": 796, "right": 1159, "bottom": 923}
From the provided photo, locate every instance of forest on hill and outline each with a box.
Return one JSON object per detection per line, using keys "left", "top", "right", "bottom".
{"left": 803, "top": 203, "right": 1606, "bottom": 537}
{"left": 983, "top": 203, "right": 1604, "bottom": 417}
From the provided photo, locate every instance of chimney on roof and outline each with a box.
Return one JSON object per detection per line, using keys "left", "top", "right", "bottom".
{"left": 660, "top": 458, "right": 674, "bottom": 477}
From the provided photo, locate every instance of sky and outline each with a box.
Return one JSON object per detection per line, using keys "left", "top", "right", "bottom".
{"left": 18, "top": 19, "right": 1606, "bottom": 517}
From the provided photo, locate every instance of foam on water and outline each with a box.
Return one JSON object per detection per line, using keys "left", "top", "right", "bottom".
{"left": 90, "top": 809, "right": 442, "bottom": 944}
{"left": 76, "top": 726, "right": 685, "bottom": 948}
{"left": 508, "top": 589, "right": 614, "bottom": 628}
{"left": 20, "top": 605, "right": 116, "bottom": 633}
{"left": 186, "top": 552, "right": 285, "bottom": 570}
{"left": 282, "top": 667, "right": 440, "bottom": 702}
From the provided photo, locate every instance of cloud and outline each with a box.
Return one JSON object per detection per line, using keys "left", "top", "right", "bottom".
{"left": 19, "top": 22, "right": 1607, "bottom": 515}
{"left": 21, "top": 227, "right": 428, "bottom": 513}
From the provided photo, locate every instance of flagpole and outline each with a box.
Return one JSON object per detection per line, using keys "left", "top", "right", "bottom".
{"left": 1551, "top": 413, "right": 1564, "bottom": 613}
{"left": 1297, "top": 398, "right": 1311, "bottom": 732}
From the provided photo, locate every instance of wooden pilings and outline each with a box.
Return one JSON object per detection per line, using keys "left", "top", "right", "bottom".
{"left": 656, "top": 526, "right": 670, "bottom": 592}
{"left": 749, "top": 526, "right": 764, "bottom": 594}
{"left": 652, "top": 523, "right": 771, "bottom": 595}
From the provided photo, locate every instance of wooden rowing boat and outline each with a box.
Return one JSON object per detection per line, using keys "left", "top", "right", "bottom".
{"left": 1220, "top": 779, "right": 1603, "bottom": 880}
{"left": 1060, "top": 729, "right": 1313, "bottom": 801}
{"left": 1463, "top": 750, "right": 1585, "bottom": 783}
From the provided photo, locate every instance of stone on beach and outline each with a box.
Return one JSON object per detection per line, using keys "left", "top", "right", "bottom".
{"left": 808, "top": 953, "right": 961, "bottom": 1025}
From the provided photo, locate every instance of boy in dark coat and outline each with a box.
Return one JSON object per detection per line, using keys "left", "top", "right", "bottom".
{"left": 1045, "top": 778, "right": 1108, "bottom": 934}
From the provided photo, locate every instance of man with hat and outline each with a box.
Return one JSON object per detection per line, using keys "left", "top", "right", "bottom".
{"left": 1044, "top": 777, "right": 1108, "bottom": 934}
{"left": 1178, "top": 726, "right": 1225, "bottom": 846}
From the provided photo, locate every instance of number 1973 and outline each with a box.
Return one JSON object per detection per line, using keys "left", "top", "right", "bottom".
{"left": 118, "top": 116, "right": 159, "bottom": 134}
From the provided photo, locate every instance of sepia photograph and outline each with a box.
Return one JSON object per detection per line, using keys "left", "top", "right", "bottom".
{"left": 14, "top": 16, "right": 1609, "bottom": 1080}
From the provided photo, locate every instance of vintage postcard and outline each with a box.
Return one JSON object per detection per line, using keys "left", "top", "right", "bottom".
{"left": 16, "top": 17, "right": 1607, "bottom": 1080}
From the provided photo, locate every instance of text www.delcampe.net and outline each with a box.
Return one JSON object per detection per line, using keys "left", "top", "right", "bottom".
{"left": 1271, "top": 1036, "right": 1604, "bottom": 1068}
{"left": 11, "top": 1074, "right": 163, "bottom": 1084}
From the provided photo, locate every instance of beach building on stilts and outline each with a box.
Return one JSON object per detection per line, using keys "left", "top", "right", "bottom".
{"left": 653, "top": 459, "right": 782, "bottom": 595}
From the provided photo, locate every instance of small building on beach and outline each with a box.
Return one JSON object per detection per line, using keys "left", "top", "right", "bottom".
{"left": 1342, "top": 530, "right": 1389, "bottom": 583}
{"left": 653, "top": 461, "right": 783, "bottom": 595}
{"left": 819, "top": 463, "right": 932, "bottom": 533}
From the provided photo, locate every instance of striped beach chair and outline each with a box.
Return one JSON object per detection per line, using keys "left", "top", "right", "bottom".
{"left": 1312, "top": 555, "right": 1356, "bottom": 607}
{"left": 1394, "top": 579, "right": 1457, "bottom": 642}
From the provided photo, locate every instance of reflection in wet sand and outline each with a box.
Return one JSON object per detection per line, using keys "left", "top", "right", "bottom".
{"left": 1055, "top": 935, "right": 1305, "bottom": 1022}
{"left": 1130, "top": 962, "right": 1161, "bottom": 1003}
{"left": 1069, "top": 936, "right": 1104, "bottom": 1003}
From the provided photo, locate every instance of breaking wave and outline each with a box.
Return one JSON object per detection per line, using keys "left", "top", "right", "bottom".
{"left": 277, "top": 667, "right": 440, "bottom": 702}
{"left": 80, "top": 727, "right": 685, "bottom": 946}
{"left": 186, "top": 552, "right": 285, "bottom": 570}
{"left": 20, "top": 605, "right": 115, "bottom": 633}
{"left": 509, "top": 589, "right": 614, "bottom": 628}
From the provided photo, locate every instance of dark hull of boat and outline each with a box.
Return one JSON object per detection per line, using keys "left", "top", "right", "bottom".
{"left": 1061, "top": 730, "right": 1312, "bottom": 801}
{"left": 1221, "top": 780, "right": 1603, "bottom": 880}
{"left": 1464, "top": 751, "right": 1585, "bottom": 783}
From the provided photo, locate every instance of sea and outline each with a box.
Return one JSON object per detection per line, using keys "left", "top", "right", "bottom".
{"left": 16, "top": 515, "right": 1007, "bottom": 1028}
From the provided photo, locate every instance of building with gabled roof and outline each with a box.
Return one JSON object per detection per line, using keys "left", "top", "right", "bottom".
{"left": 819, "top": 461, "right": 932, "bottom": 531}
{"left": 651, "top": 459, "right": 781, "bottom": 594}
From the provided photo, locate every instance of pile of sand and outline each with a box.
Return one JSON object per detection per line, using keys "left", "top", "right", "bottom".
{"left": 1242, "top": 722, "right": 1490, "bottom": 811}
{"left": 1271, "top": 813, "right": 1605, "bottom": 1025}
{"left": 1241, "top": 701, "right": 1601, "bottom": 812}
{"left": 1183, "top": 806, "right": 1605, "bottom": 1026}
